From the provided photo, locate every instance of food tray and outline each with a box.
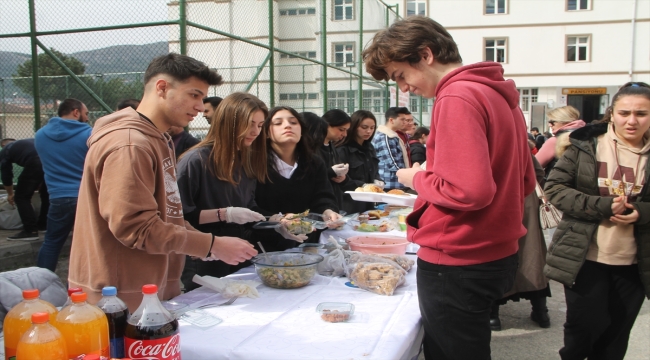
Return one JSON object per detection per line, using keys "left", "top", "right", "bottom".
{"left": 316, "top": 302, "right": 355, "bottom": 323}
{"left": 380, "top": 193, "right": 417, "bottom": 206}
{"left": 345, "top": 191, "right": 383, "bottom": 203}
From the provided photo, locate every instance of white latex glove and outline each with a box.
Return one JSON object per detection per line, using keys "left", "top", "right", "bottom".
{"left": 275, "top": 225, "right": 308, "bottom": 242}
{"left": 225, "top": 207, "right": 265, "bottom": 224}
{"left": 373, "top": 179, "right": 385, "bottom": 189}
{"left": 269, "top": 213, "right": 283, "bottom": 222}
{"left": 332, "top": 163, "right": 349, "bottom": 177}
{"left": 322, "top": 209, "right": 343, "bottom": 228}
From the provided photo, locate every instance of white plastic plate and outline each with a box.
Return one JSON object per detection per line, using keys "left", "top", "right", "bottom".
{"left": 345, "top": 191, "right": 383, "bottom": 202}
{"left": 381, "top": 193, "right": 417, "bottom": 206}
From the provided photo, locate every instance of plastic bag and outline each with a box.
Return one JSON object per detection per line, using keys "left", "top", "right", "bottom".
{"left": 192, "top": 275, "right": 261, "bottom": 299}
{"left": 317, "top": 236, "right": 359, "bottom": 276}
{"left": 374, "top": 254, "right": 414, "bottom": 272}
{"left": 346, "top": 253, "right": 407, "bottom": 296}
{"left": 0, "top": 194, "right": 22, "bottom": 230}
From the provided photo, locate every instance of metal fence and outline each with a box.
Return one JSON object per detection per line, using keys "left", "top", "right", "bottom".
{"left": 0, "top": 0, "right": 431, "bottom": 140}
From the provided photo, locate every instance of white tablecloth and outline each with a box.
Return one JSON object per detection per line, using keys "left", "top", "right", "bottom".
{"left": 175, "top": 257, "right": 422, "bottom": 360}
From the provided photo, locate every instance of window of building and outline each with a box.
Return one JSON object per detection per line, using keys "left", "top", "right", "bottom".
{"left": 406, "top": 0, "right": 426, "bottom": 16}
{"left": 485, "top": 0, "right": 507, "bottom": 14}
{"left": 485, "top": 38, "right": 507, "bottom": 63}
{"left": 334, "top": 0, "right": 354, "bottom": 21}
{"left": 518, "top": 88, "right": 538, "bottom": 112}
{"left": 567, "top": 35, "right": 590, "bottom": 62}
{"left": 280, "top": 8, "right": 316, "bottom": 16}
{"left": 327, "top": 91, "right": 349, "bottom": 111}
{"left": 567, "top": 0, "right": 590, "bottom": 11}
{"left": 280, "top": 51, "right": 317, "bottom": 59}
{"left": 362, "top": 90, "right": 387, "bottom": 113}
{"left": 280, "top": 93, "right": 319, "bottom": 101}
{"left": 334, "top": 43, "right": 354, "bottom": 67}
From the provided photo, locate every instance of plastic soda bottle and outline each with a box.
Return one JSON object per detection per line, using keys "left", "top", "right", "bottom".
{"left": 3, "top": 289, "right": 58, "bottom": 360}
{"left": 56, "top": 291, "right": 110, "bottom": 358}
{"left": 124, "top": 284, "right": 181, "bottom": 360}
{"left": 62, "top": 287, "right": 83, "bottom": 307}
{"left": 96, "top": 286, "right": 130, "bottom": 358}
{"left": 15, "top": 312, "right": 67, "bottom": 360}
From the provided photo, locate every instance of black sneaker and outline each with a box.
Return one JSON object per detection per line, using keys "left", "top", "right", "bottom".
{"left": 7, "top": 230, "right": 39, "bottom": 241}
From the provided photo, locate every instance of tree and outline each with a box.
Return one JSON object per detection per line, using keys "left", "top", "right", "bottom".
{"left": 12, "top": 48, "right": 144, "bottom": 112}
{"left": 13, "top": 48, "right": 86, "bottom": 106}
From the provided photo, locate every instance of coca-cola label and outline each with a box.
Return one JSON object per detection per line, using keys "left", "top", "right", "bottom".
{"left": 125, "top": 334, "right": 181, "bottom": 360}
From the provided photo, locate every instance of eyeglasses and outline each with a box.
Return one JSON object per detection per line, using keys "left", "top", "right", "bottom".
{"left": 623, "top": 82, "right": 650, "bottom": 89}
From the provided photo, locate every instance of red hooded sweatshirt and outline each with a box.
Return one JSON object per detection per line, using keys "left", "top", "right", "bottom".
{"left": 407, "top": 62, "right": 536, "bottom": 265}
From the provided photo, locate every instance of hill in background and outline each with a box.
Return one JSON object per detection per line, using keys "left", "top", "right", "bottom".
{"left": 0, "top": 41, "right": 169, "bottom": 78}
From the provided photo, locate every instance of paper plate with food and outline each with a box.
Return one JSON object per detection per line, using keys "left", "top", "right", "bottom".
{"left": 381, "top": 189, "right": 417, "bottom": 206}
{"left": 345, "top": 183, "right": 384, "bottom": 202}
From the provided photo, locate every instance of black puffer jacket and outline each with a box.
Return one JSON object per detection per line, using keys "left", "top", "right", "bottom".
{"left": 544, "top": 123, "right": 650, "bottom": 298}
{"left": 337, "top": 141, "right": 381, "bottom": 214}
{"left": 409, "top": 140, "right": 426, "bottom": 165}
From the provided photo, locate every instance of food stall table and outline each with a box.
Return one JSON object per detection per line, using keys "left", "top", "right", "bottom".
{"left": 176, "top": 258, "right": 422, "bottom": 360}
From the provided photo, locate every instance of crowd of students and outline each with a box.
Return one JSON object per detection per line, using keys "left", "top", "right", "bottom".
{"left": 2, "top": 14, "right": 649, "bottom": 360}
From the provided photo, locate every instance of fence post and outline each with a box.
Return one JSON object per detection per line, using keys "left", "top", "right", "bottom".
{"left": 179, "top": 0, "right": 187, "bottom": 55}
{"left": 28, "top": 0, "right": 41, "bottom": 131}
{"left": 320, "top": 0, "right": 328, "bottom": 112}
{"left": 358, "top": 0, "right": 363, "bottom": 110}
{"left": 1, "top": 78, "right": 5, "bottom": 138}
{"left": 268, "top": 0, "right": 275, "bottom": 107}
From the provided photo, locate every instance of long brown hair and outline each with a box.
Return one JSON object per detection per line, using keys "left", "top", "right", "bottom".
{"left": 188, "top": 92, "right": 268, "bottom": 184}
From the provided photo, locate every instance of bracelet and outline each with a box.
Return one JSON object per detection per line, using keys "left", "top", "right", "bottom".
{"left": 217, "top": 208, "right": 222, "bottom": 222}
{"left": 207, "top": 236, "right": 215, "bottom": 258}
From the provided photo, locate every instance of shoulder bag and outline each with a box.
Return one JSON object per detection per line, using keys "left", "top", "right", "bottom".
{"left": 535, "top": 183, "right": 563, "bottom": 229}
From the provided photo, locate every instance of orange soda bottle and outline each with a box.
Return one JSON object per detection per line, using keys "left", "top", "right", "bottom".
{"left": 56, "top": 291, "right": 110, "bottom": 358}
{"left": 3, "top": 289, "right": 58, "bottom": 360}
{"left": 15, "top": 312, "right": 67, "bottom": 360}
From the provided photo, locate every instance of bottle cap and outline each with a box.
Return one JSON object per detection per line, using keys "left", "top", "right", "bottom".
{"left": 142, "top": 284, "right": 158, "bottom": 294}
{"left": 102, "top": 286, "right": 117, "bottom": 296}
{"left": 23, "top": 289, "right": 39, "bottom": 300}
{"left": 68, "top": 287, "right": 83, "bottom": 296}
{"left": 70, "top": 292, "right": 87, "bottom": 303}
{"left": 31, "top": 312, "right": 49, "bottom": 324}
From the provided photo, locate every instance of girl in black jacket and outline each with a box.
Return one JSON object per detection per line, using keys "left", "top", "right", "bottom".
{"left": 337, "top": 110, "right": 383, "bottom": 214}
{"left": 408, "top": 126, "right": 429, "bottom": 165}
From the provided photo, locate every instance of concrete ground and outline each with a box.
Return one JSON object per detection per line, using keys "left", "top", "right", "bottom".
{"left": 1, "top": 227, "right": 648, "bottom": 359}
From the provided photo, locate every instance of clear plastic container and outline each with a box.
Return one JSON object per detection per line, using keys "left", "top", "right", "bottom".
{"left": 298, "top": 243, "right": 324, "bottom": 254}
{"left": 16, "top": 312, "right": 68, "bottom": 360}
{"left": 316, "top": 302, "right": 355, "bottom": 323}
{"left": 3, "top": 289, "right": 59, "bottom": 360}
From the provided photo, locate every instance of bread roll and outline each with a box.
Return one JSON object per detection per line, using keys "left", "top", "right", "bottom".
{"left": 363, "top": 184, "right": 384, "bottom": 193}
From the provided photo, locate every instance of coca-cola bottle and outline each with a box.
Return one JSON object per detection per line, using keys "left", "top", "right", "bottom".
{"left": 97, "top": 286, "right": 130, "bottom": 358}
{"left": 124, "top": 284, "right": 181, "bottom": 360}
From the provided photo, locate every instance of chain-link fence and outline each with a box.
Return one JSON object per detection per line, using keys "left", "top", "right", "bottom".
{"left": 0, "top": 0, "right": 431, "bottom": 141}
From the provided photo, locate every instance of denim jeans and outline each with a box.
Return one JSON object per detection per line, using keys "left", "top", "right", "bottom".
{"left": 37, "top": 197, "right": 77, "bottom": 272}
{"left": 417, "top": 254, "right": 518, "bottom": 360}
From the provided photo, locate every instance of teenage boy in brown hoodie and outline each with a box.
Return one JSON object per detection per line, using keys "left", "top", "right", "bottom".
{"left": 68, "top": 54, "right": 258, "bottom": 311}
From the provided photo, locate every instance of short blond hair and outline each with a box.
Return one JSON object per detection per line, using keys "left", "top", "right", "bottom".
{"left": 547, "top": 105, "right": 580, "bottom": 124}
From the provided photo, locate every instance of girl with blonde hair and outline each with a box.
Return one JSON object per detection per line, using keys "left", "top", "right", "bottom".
{"left": 536, "top": 105, "right": 586, "bottom": 179}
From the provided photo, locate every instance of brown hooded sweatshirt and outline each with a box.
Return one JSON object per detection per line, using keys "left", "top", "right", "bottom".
{"left": 68, "top": 108, "right": 212, "bottom": 311}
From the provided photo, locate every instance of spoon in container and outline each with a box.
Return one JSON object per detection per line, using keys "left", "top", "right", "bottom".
{"left": 257, "top": 241, "right": 268, "bottom": 261}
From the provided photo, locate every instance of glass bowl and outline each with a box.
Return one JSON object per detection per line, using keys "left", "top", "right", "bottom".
{"left": 251, "top": 252, "right": 324, "bottom": 289}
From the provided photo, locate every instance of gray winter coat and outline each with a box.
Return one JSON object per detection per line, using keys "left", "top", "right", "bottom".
{"left": 543, "top": 123, "right": 650, "bottom": 298}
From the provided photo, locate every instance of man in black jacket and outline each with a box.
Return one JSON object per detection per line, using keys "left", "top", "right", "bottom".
{"left": 167, "top": 126, "right": 200, "bottom": 159}
{"left": 0, "top": 138, "right": 49, "bottom": 240}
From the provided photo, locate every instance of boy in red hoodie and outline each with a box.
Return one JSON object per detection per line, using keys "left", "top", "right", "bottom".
{"left": 363, "top": 16, "right": 536, "bottom": 359}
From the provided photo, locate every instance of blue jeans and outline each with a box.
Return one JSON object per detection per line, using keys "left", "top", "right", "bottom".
{"left": 37, "top": 197, "right": 77, "bottom": 272}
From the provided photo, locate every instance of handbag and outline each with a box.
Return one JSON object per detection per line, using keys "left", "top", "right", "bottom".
{"left": 535, "top": 183, "right": 563, "bottom": 230}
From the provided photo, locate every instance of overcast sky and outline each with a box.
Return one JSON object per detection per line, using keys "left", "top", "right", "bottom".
{"left": 0, "top": 0, "right": 170, "bottom": 53}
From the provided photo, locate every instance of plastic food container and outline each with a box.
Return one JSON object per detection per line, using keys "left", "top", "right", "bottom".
{"left": 316, "top": 302, "right": 355, "bottom": 323}
{"left": 251, "top": 252, "right": 324, "bottom": 289}
{"left": 346, "top": 236, "right": 410, "bottom": 255}
{"left": 298, "top": 243, "right": 324, "bottom": 254}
